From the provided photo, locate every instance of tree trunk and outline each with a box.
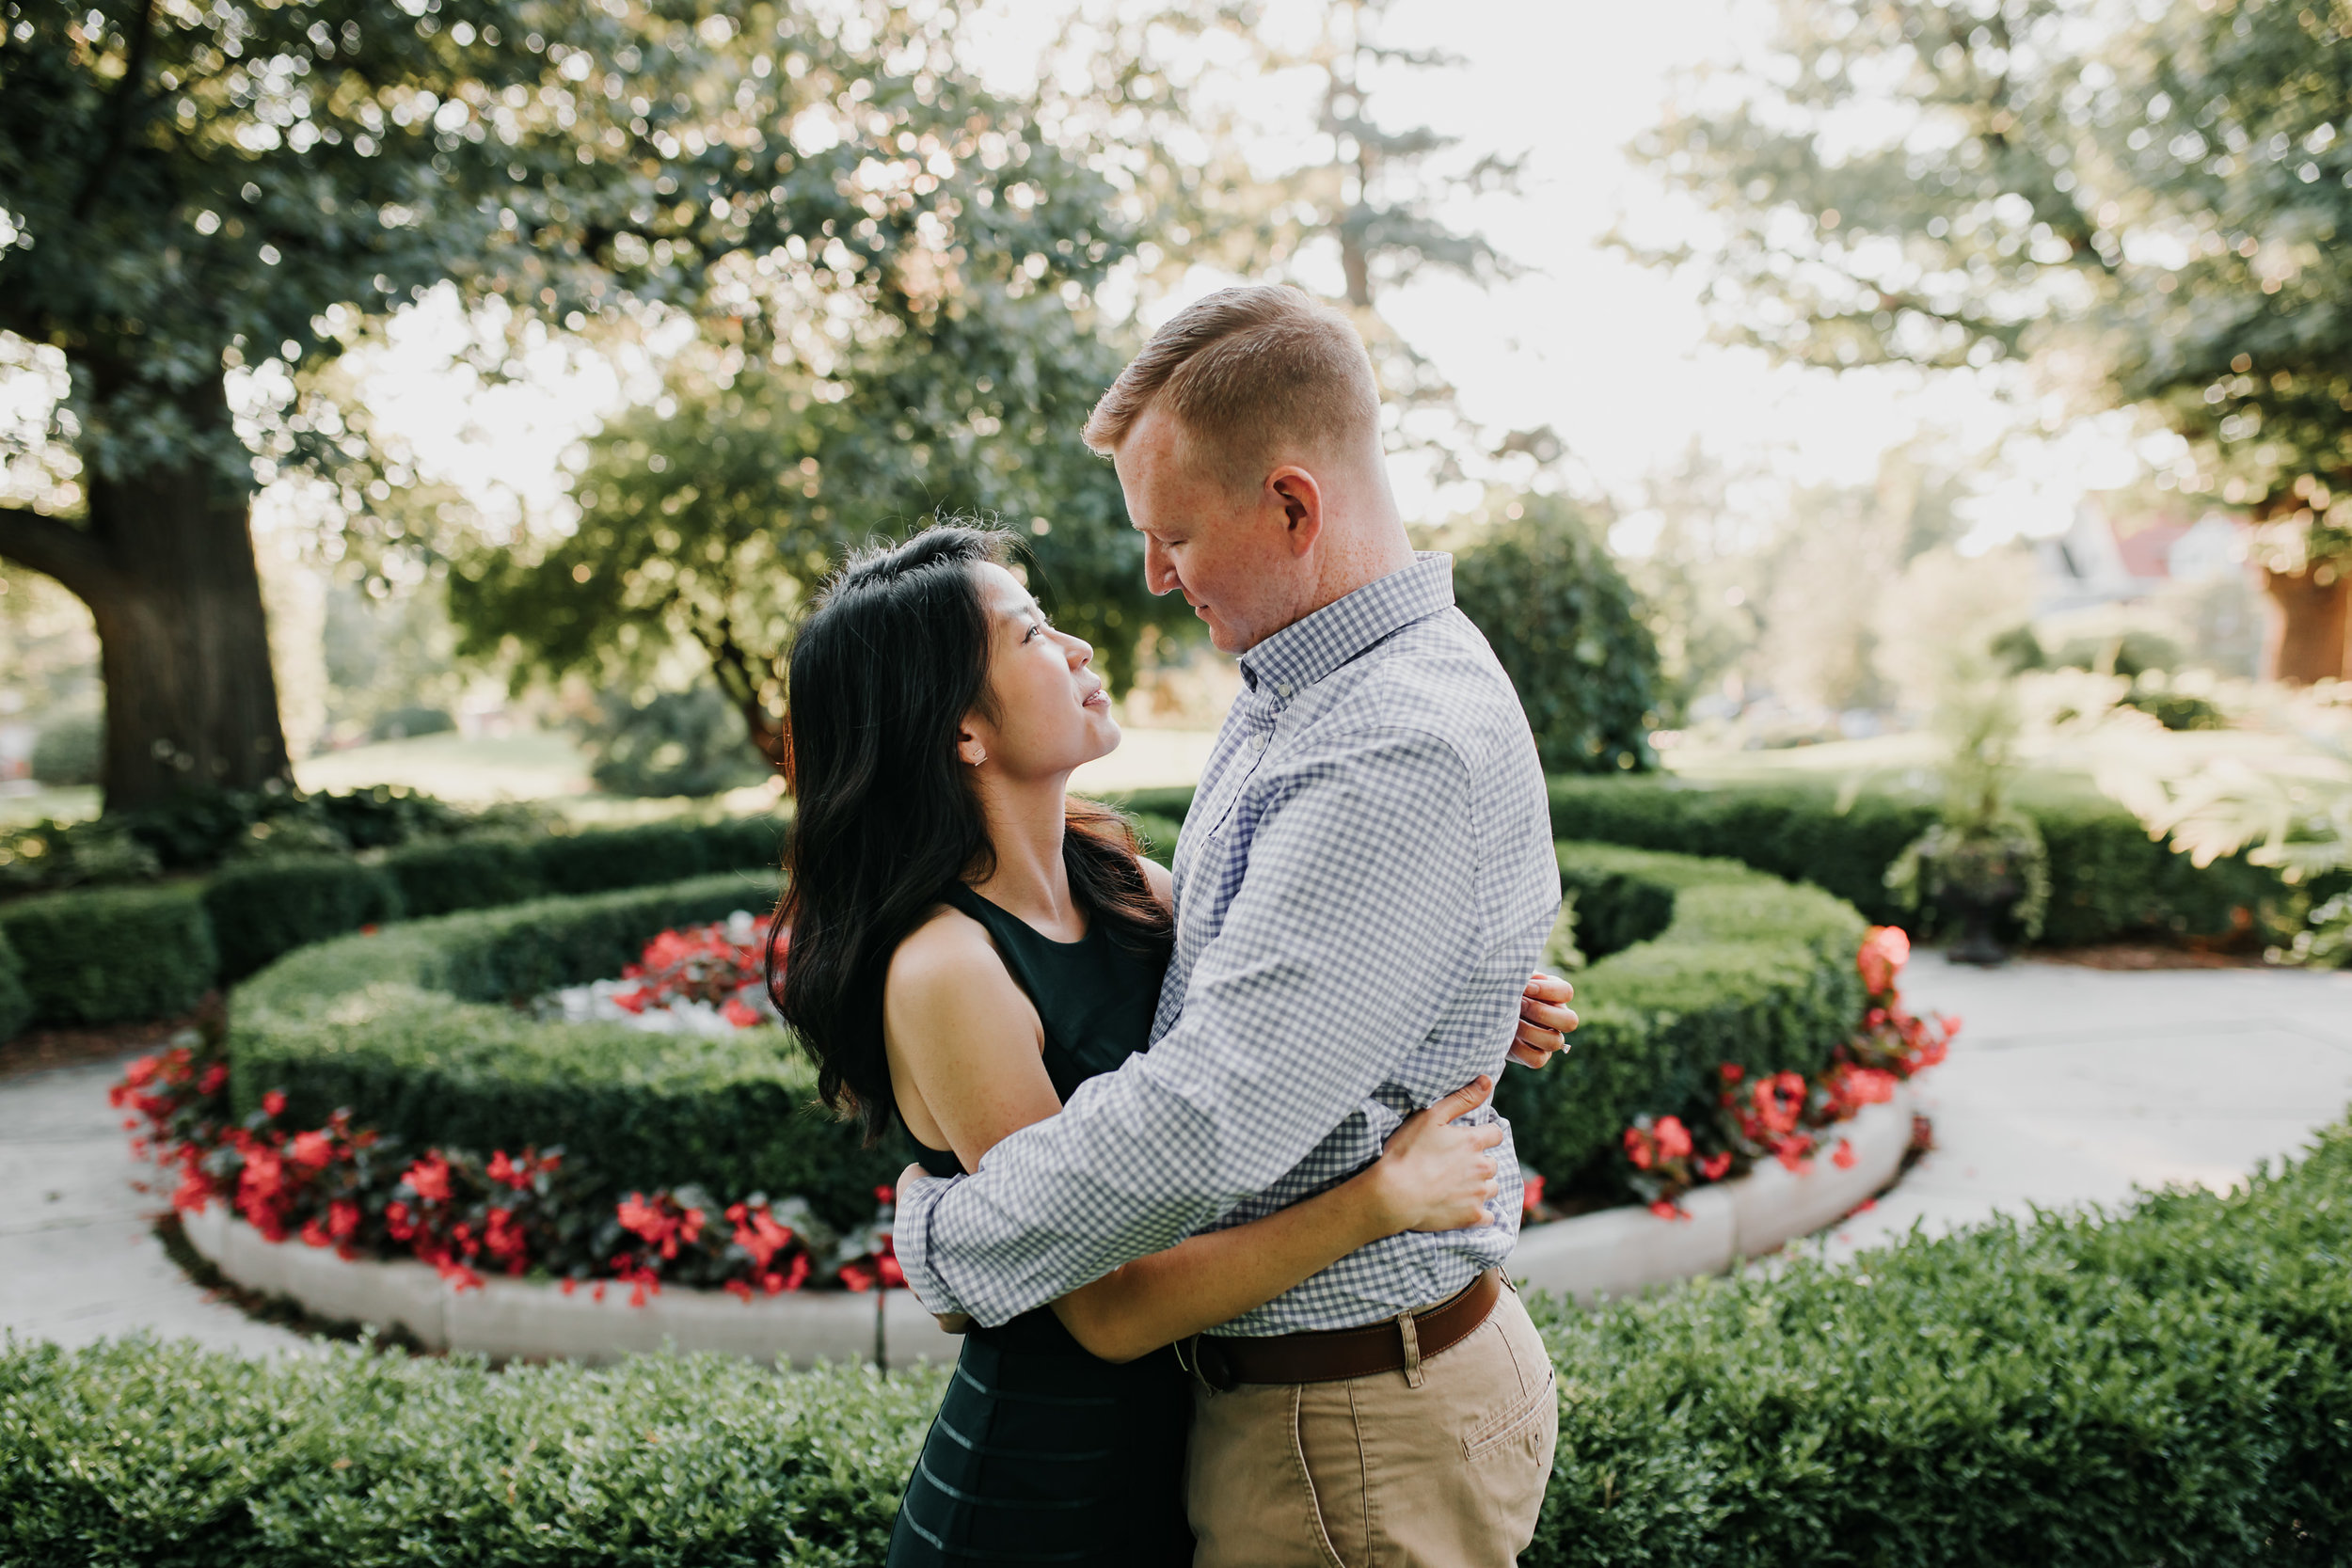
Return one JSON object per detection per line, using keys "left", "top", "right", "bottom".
{"left": 2263, "top": 563, "right": 2352, "bottom": 684}
{"left": 0, "top": 384, "right": 292, "bottom": 813}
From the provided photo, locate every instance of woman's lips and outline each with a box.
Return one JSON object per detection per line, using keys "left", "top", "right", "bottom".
{"left": 1082, "top": 689, "right": 1110, "bottom": 710}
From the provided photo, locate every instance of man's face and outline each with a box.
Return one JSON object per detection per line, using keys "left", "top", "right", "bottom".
{"left": 1112, "top": 404, "right": 1302, "bottom": 654}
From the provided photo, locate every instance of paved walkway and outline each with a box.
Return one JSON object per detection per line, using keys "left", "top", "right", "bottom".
{"left": 1816, "top": 953, "right": 2352, "bottom": 1260}
{"left": 1, "top": 1043, "right": 307, "bottom": 1356}
{"left": 4, "top": 954, "right": 2349, "bottom": 1356}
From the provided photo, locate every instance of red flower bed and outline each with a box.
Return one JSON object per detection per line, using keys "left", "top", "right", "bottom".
{"left": 1532, "top": 926, "right": 1956, "bottom": 1223}
{"left": 609, "top": 919, "right": 774, "bottom": 1028}
{"left": 114, "top": 1047, "right": 898, "bottom": 1302}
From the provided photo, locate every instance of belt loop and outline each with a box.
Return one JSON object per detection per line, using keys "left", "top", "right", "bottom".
{"left": 1397, "top": 1309, "right": 1425, "bottom": 1389}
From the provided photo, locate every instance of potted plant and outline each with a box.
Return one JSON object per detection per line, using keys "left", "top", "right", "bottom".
{"left": 1886, "top": 676, "right": 2049, "bottom": 964}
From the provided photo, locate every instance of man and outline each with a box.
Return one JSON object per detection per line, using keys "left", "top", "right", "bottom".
{"left": 894, "top": 283, "right": 1570, "bottom": 1565}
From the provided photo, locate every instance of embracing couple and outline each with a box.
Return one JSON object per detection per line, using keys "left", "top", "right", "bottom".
{"left": 772, "top": 284, "right": 1578, "bottom": 1566}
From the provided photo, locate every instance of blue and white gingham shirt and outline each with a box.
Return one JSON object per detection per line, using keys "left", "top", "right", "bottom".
{"left": 894, "top": 552, "right": 1559, "bottom": 1334}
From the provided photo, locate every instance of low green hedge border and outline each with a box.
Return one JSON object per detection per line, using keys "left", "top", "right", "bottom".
{"left": 9, "top": 1117, "right": 2345, "bottom": 1565}
{"left": 0, "top": 816, "right": 787, "bottom": 1031}
{"left": 0, "top": 885, "right": 217, "bottom": 1028}
{"left": 230, "top": 875, "right": 900, "bottom": 1230}
{"left": 0, "top": 926, "right": 30, "bottom": 1041}
{"left": 1498, "top": 845, "right": 1865, "bottom": 1188}
{"left": 1546, "top": 775, "right": 2284, "bottom": 947}
{"left": 1110, "top": 778, "right": 2287, "bottom": 948}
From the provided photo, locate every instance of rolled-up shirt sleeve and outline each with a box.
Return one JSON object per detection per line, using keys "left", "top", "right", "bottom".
{"left": 894, "top": 727, "right": 1483, "bottom": 1325}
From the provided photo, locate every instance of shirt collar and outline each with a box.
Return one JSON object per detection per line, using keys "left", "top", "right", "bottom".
{"left": 1238, "top": 551, "right": 1454, "bottom": 700}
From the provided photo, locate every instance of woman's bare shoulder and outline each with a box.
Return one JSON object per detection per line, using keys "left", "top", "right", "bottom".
{"left": 1134, "top": 852, "right": 1174, "bottom": 911}
{"left": 884, "top": 904, "right": 1033, "bottom": 1040}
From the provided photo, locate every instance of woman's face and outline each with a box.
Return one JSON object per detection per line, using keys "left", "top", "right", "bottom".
{"left": 962, "top": 562, "right": 1120, "bottom": 780}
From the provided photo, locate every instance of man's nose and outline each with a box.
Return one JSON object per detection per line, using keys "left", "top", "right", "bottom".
{"left": 1144, "top": 536, "right": 1179, "bottom": 595}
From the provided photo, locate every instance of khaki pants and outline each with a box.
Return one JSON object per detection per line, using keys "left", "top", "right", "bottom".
{"left": 1186, "top": 1285, "right": 1557, "bottom": 1568}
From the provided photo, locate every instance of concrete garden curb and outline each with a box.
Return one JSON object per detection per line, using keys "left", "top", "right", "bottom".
{"left": 179, "top": 1083, "right": 1912, "bottom": 1363}
{"left": 178, "top": 1201, "right": 963, "bottom": 1368}
{"left": 1510, "top": 1085, "right": 1916, "bottom": 1303}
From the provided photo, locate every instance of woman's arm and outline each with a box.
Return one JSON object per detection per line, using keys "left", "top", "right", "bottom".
{"left": 1047, "top": 1077, "right": 1504, "bottom": 1363}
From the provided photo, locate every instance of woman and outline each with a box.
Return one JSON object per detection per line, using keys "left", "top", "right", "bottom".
{"left": 771, "top": 526, "right": 1513, "bottom": 1565}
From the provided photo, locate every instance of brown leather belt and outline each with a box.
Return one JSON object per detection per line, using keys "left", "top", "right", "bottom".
{"left": 1183, "top": 1269, "right": 1502, "bottom": 1390}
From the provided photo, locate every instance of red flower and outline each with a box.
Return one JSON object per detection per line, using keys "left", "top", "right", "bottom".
{"left": 721, "top": 997, "right": 762, "bottom": 1029}
{"left": 1647, "top": 1199, "right": 1686, "bottom": 1222}
{"left": 199, "top": 1064, "right": 229, "bottom": 1097}
{"left": 385, "top": 1200, "right": 416, "bottom": 1242}
{"left": 1718, "top": 1063, "right": 1745, "bottom": 1085}
{"left": 1858, "top": 926, "right": 1910, "bottom": 995}
{"left": 1832, "top": 1139, "right": 1857, "bottom": 1170}
{"left": 1698, "top": 1151, "right": 1732, "bottom": 1181}
{"left": 261, "top": 1090, "right": 287, "bottom": 1118}
{"left": 1654, "top": 1116, "right": 1693, "bottom": 1162}
{"left": 289, "top": 1131, "right": 334, "bottom": 1170}
{"left": 1520, "top": 1173, "right": 1547, "bottom": 1217}
{"left": 328, "top": 1200, "right": 361, "bottom": 1241}
{"left": 402, "top": 1154, "right": 452, "bottom": 1205}
{"left": 1622, "top": 1126, "right": 1654, "bottom": 1170}
{"left": 724, "top": 1279, "right": 753, "bottom": 1302}
{"left": 487, "top": 1150, "right": 535, "bottom": 1190}
{"left": 838, "top": 1260, "right": 878, "bottom": 1291}
{"left": 301, "top": 1218, "right": 333, "bottom": 1248}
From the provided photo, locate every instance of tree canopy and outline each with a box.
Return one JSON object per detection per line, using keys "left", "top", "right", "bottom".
{"left": 1620, "top": 0, "right": 2352, "bottom": 677}
{"left": 0, "top": 0, "right": 1188, "bottom": 800}
{"left": 1441, "top": 493, "right": 1662, "bottom": 774}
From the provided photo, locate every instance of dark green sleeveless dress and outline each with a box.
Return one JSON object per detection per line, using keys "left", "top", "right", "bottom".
{"left": 884, "top": 883, "right": 1193, "bottom": 1567}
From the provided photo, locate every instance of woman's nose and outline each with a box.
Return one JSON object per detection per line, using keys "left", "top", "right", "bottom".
{"left": 1060, "top": 629, "right": 1095, "bottom": 667}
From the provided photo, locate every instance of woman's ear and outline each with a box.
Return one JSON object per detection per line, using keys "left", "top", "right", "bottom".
{"left": 956, "top": 717, "right": 988, "bottom": 768}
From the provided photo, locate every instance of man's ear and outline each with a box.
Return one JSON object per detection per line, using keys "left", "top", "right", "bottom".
{"left": 1267, "top": 467, "right": 1324, "bottom": 557}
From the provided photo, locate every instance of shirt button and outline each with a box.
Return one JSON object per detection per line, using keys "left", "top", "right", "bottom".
{"left": 1250, "top": 734, "right": 1268, "bottom": 753}
{"left": 1276, "top": 682, "right": 1293, "bottom": 699}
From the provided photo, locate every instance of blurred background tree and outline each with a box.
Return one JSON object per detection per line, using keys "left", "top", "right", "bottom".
{"left": 1619, "top": 0, "right": 2352, "bottom": 680}
{"left": 0, "top": 0, "right": 1184, "bottom": 805}
{"left": 1438, "top": 492, "right": 1662, "bottom": 773}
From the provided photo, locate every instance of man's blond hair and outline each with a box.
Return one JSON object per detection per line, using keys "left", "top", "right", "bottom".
{"left": 1081, "top": 285, "right": 1381, "bottom": 493}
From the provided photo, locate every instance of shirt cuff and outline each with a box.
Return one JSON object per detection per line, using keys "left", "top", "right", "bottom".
{"left": 890, "top": 1171, "right": 971, "bottom": 1316}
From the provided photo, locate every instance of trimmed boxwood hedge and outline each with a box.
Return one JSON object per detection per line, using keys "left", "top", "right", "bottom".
{"left": 0, "top": 927, "right": 29, "bottom": 1042}
{"left": 1547, "top": 775, "right": 2284, "bottom": 947}
{"left": 202, "top": 857, "right": 404, "bottom": 984}
{"left": 230, "top": 875, "right": 899, "bottom": 1230}
{"left": 0, "top": 885, "right": 216, "bottom": 1027}
{"left": 8, "top": 1117, "right": 2346, "bottom": 1564}
{"left": 1108, "top": 779, "right": 2290, "bottom": 948}
{"left": 1497, "top": 845, "right": 1865, "bottom": 1188}
{"left": 0, "top": 815, "right": 790, "bottom": 1037}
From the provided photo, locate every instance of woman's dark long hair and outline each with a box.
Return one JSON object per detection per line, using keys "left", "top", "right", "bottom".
{"left": 768, "top": 524, "right": 1172, "bottom": 1145}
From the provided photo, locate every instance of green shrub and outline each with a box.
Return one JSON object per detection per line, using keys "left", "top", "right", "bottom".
{"left": 1445, "top": 495, "right": 1662, "bottom": 774}
{"left": 27, "top": 709, "right": 101, "bottom": 786}
{"left": 9, "top": 1119, "right": 2345, "bottom": 1565}
{"left": 0, "top": 1341, "right": 944, "bottom": 1568}
{"left": 1524, "top": 1117, "right": 2352, "bottom": 1564}
{"left": 582, "top": 686, "right": 773, "bottom": 798}
{"left": 530, "top": 816, "right": 783, "bottom": 895}
{"left": 1495, "top": 845, "right": 1864, "bottom": 1187}
{"left": 0, "top": 927, "right": 30, "bottom": 1041}
{"left": 0, "top": 885, "right": 216, "bottom": 1026}
{"left": 378, "top": 834, "right": 546, "bottom": 918}
{"left": 1546, "top": 775, "right": 2280, "bottom": 946}
{"left": 201, "top": 857, "right": 404, "bottom": 984}
{"left": 368, "top": 705, "right": 455, "bottom": 740}
{"left": 0, "top": 816, "right": 161, "bottom": 895}
{"left": 231, "top": 876, "right": 898, "bottom": 1229}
